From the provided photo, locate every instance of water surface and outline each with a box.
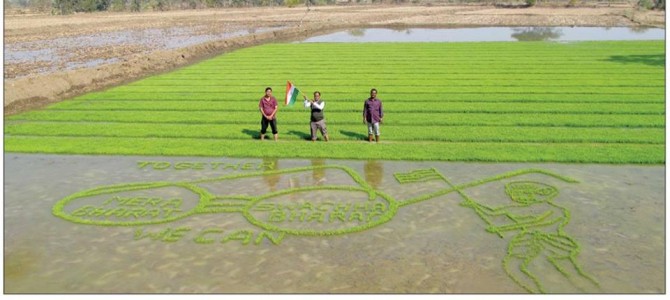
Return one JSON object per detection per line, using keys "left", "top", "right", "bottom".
{"left": 4, "top": 26, "right": 284, "bottom": 77}
{"left": 4, "top": 153, "right": 664, "bottom": 293}
{"left": 301, "top": 27, "right": 665, "bottom": 43}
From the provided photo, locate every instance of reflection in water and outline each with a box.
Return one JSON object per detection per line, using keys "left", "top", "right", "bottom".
{"left": 364, "top": 160, "right": 383, "bottom": 189}
{"left": 263, "top": 157, "right": 280, "bottom": 191}
{"left": 302, "top": 27, "right": 664, "bottom": 43}
{"left": 511, "top": 27, "right": 563, "bottom": 41}
{"left": 311, "top": 159, "right": 326, "bottom": 185}
{"left": 347, "top": 28, "right": 366, "bottom": 37}
{"left": 391, "top": 27, "right": 412, "bottom": 35}
{"left": 629, "top": 26, "right": 650, "bottom": 33}
{"left": 3, "top": 153, "right": 665, "bottom": 293}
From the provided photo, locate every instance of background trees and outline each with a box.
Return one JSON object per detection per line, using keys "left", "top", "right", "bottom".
{"left": 3, "top": 0, "right": 664, "bottom": 14}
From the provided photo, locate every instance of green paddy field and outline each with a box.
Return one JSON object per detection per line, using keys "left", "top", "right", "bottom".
{"left": 5, "top": 40, "right": 665, "bottom": 163}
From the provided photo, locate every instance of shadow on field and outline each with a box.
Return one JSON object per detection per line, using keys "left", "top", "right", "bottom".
{"left": 340, "top": 130, "right": 367, "bottom": 140}
{"left": 606, "top": 54, "right": 665, "bottom": 67}
{"left": 287, "top": 130, "right": 311, "bottom": 141}
{"left": 242, "top": 129, "right": 258, "bottom": 139}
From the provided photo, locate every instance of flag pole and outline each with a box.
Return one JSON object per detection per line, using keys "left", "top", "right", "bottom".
{"left": 292, "top": 80, "right": 308, "bottom": 98}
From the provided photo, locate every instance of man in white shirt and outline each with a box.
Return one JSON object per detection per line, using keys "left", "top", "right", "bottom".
{"left": 303, "top": 91, "right": 329, "bottom": 142}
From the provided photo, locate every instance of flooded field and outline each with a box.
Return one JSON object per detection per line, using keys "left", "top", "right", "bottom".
{"left": 4, "top": 25, "right": 283, "bottom": 78}
{"left": 301, "top": 26, "right": 665, "bottom": 43}
{"left": 4, "top": 153, "right": 664, "bottom": 293}
{"left": 5, "top": 26, "right": 664, "bottom": 80}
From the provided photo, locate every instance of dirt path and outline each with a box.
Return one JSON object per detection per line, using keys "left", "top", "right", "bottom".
{"left": 3, "top": 4, "right": 665, "bottom": 115}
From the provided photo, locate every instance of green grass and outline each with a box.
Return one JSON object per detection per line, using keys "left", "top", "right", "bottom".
{"left": 4, "top": 41, "right": 665, "bottom": 163}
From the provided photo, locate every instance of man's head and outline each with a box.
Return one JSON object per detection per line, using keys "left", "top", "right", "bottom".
{"left": 505, "top": 181, "right": 557, "bottom": 205}
{"left": 314, "top": 91, "right": 321, "bottom": 101}
{"left": 370, "top": 88, "right": 377, "bottom": 98}
{"left": 265, "top": 87, "right": 272, "bottom": 97}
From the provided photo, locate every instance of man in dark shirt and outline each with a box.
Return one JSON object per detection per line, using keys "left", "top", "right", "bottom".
{"left": 303, "top": 91, "right": 329, "bottom": 142}
{"left": 259, "top": 87, "right": 278, "bottom": 141}
{"left": 363, "top": 88, "right": 383, "bottom": 143}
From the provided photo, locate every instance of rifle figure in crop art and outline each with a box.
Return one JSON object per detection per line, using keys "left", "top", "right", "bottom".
{"left": 363, "top": 88, "right": 383, "bottom": 143}
{"left": 458, "top": 181, "right": 600, "bottom": 293}
{"left": 303, "top": 91, "right": 329, "bottom": 142}
{"left": 259, "top": 87, "right": 278, "bottom": 141}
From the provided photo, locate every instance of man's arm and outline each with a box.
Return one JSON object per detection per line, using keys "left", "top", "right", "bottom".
{"left": 362, "top": 101, "right": 368, "bottom": 123}
{"left": 379, "top": 101, "right": 383, "bottom": 123}
{"left": 259, "top": 101, "right": 268, "bottom": 119}
{"left": 312, "top": 101, "right": 325, "bottom": 110}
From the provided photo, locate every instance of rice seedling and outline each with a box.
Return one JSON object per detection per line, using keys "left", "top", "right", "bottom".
{"left": 5, "top": 40, "right": 664, "bottom": 163}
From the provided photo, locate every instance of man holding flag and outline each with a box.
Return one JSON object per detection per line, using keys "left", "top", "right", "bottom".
{"left": 286, "top": 81, "right": 329, "bottom": 142}
{"left": 303, "top": 91, "right": 329, "bottom": 142}
{"left": 259, "top": 87, "right": 278, "bottom": 141}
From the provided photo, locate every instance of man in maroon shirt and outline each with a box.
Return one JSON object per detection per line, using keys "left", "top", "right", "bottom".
{"left": 362, "top": 88, "right": 383, "bottom": 143}
{"left": 259, "top": 87, "right": 278, "bottom": 141}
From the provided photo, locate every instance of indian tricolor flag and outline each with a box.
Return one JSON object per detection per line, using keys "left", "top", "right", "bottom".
{"left": 394, "top": 168, "right": 444, "bottom": 184}
{"left": 285, "top": 81, "right": 301, "bottom": 106}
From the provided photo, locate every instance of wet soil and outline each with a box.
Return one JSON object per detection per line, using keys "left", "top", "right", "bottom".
{"left": 4, "top": 153, "right": 664, "bottom": 293}
{"left": 3, "top": 4, "right": 665, "bottom": 115}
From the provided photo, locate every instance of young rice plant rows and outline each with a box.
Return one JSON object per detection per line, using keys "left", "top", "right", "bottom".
{"left": 5, "top": 41, "right": 664, "bottom": 163}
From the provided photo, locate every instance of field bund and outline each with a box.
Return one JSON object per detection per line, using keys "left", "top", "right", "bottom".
{"left": 4, "top": 40, "right": 665, "bottom": 164}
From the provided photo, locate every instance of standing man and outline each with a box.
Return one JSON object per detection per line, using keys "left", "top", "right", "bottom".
{"left": 363, "top": 88, "right": 383, "bottom": 143}
{"left": 259, "top": 87, "right": 278, "bottom": 141}
{"left": 303, "top": 91, "right": 329, "bottom": 142}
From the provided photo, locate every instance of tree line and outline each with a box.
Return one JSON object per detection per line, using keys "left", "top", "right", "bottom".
{"left": 8, "top": 0, "right": 358, "bottom": 14}
{"left": 4, "top": 0, "right": 663, "bottom": 15}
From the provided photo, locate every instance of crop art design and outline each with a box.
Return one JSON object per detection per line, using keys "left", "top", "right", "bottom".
{"left": 52, "top": 164, "right": 597, "bottom": 293}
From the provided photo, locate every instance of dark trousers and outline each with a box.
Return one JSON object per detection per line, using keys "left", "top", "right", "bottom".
{"left": 260, "top": 117, "right": 278, "bottom": 135}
